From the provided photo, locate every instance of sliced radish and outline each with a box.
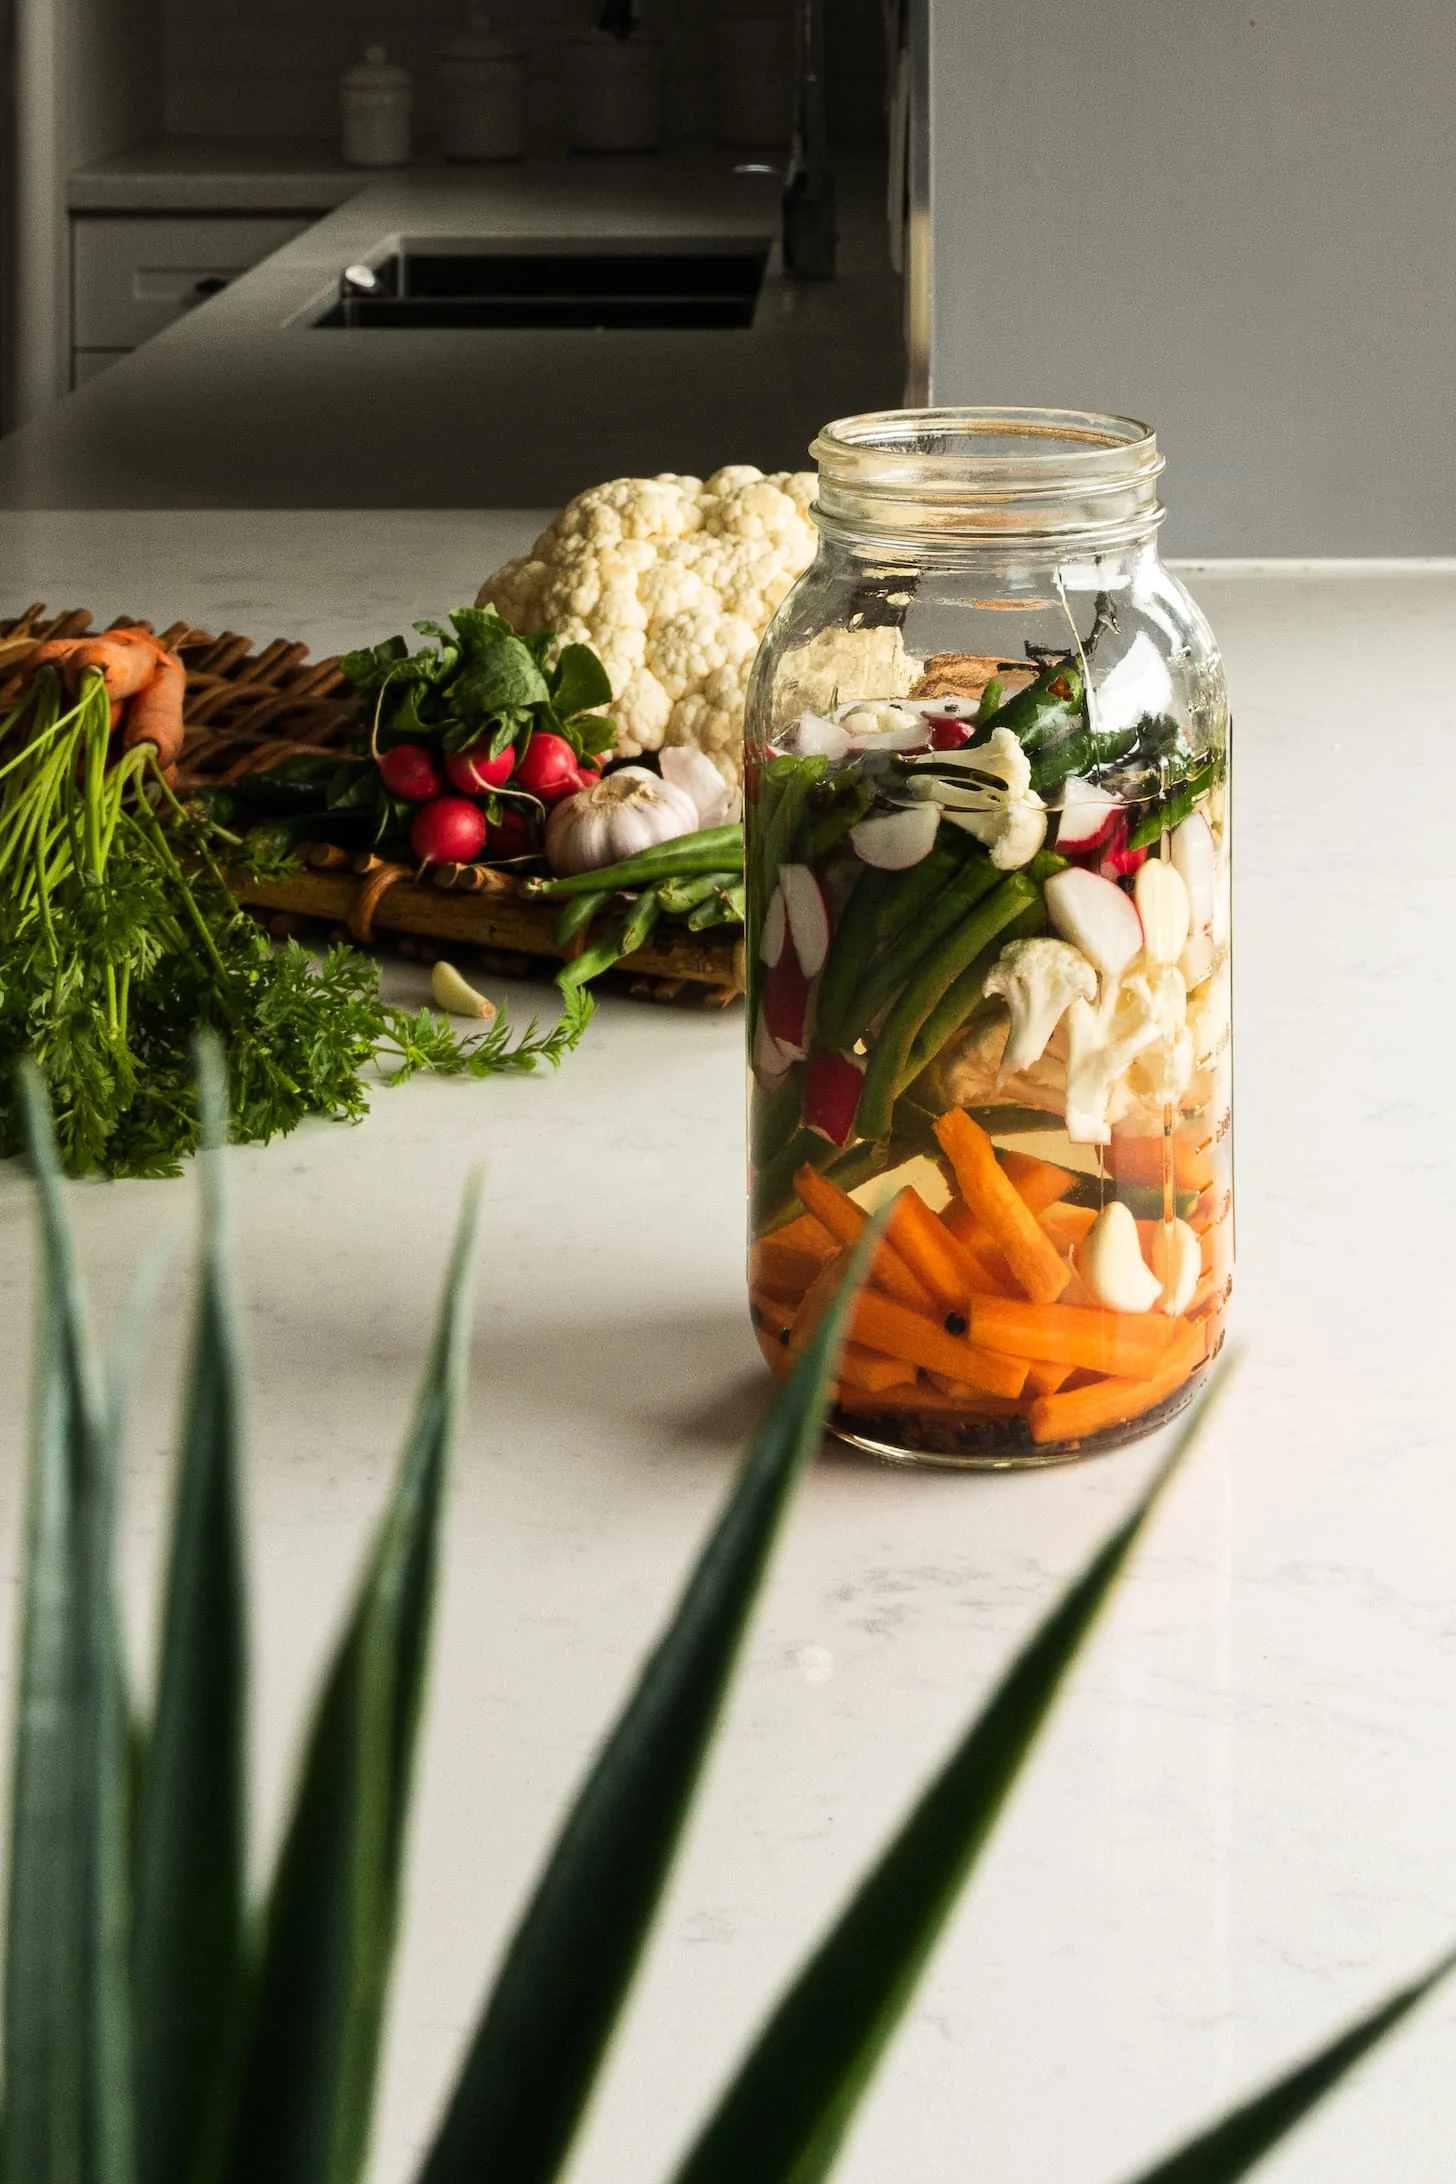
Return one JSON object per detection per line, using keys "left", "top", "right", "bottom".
{"left": 849, "top": 803, "right": 940, "bottom": 870}
{"left": 780, "top": 863, "right": 832, "bottom": 977}
{"left": 752, "top": 1008, "right": 794, "bottom": 1090}
{"left": 1055, "top": 775, "right": 1121, "bottom": 853}
{"left": 1171, "top": 811, "right": 1216, "bottom": 935}
{"left": 803, "top": 1048, "right": 865, "bottom": 1146}
{"left": 762, "top": 952, "right": 810, "bottom": 1056}
{"left": 1134, "top": 858, "right": 1191, "bottom": 966}
{"left": 1097, "top": 815, "right": 1148, "bottom": 879}
{"left": 1045, "top": 866, "right": 1144, "bottom": 979}
{"left": 795, "top": 711, "right": 853, "bottom": 761}
{"left": 759, "top": 883, "right": 787, "bottom": 968}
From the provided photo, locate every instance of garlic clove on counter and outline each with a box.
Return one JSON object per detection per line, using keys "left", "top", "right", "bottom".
{"left": 431, "top": 960, "right": 499, "bottom": 1022}
{"left": 1075, "top": 1201, "right": 1163, "bottom": 1313}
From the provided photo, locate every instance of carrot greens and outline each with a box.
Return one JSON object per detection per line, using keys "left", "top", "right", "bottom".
{"left": 0, "top": 667, "right": 593, "bottom": 1178}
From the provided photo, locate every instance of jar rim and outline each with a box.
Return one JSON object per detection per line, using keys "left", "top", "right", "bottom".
{"left": 809, "top": 406, "right": 1165, "bottom": 548}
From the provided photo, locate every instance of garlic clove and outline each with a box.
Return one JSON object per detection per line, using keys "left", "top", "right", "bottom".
{"left": 431, "top": 959, "right": 499, "bottom": 1022}
{"left": 1150, "top": 1216, "right": 1201, "bottom": 1315}
{"left": 1134, "top": 858, "right": 1192, "bottom": 966}
{"left": 1075, "top": 1200, "right": 1163, "bottom": 1313}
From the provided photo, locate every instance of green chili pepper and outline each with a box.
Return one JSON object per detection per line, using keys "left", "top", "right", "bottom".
{"left": 528, "top": 825, "right": 744, "bottom": 898}
{"left": 1124, "top": 756, "right": 1220, "bottom": 849}
{"left": 855, "top": 871, "right": 1040, "bottom": 1142}
{"left": 833, "top": 847, "right": 1001, "bottom": 1053}
{"left": 976, "top": 675, "right": 1004, "bottom": 719}
{"left": 655, "top": 869, "right": 729, "bottom": 915}
{"left": 1028, "top": 721, "right": 1139, "bottom": 797}
{"left": 977, "top": 656, "right": 1084, "bottom": 754}
{"left": 554, "top": 888, "right": 613, "bottom": 947}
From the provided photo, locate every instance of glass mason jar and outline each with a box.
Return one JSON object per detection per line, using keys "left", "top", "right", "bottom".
{"left": 744, "top": 408, "right": 1231, "bottom": 1468}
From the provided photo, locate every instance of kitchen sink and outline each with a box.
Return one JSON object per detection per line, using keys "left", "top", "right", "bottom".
{"left": 313, "top": 239, "right": 770, "bottom": 330}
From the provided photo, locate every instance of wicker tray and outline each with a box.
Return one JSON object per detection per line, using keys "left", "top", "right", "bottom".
{"left": 0, "top": 604, "right": 744, "bottom": 1005}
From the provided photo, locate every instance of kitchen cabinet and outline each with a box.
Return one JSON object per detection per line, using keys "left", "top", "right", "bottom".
{"left": 70, "top": 212, "right": 309, "bottom": 383}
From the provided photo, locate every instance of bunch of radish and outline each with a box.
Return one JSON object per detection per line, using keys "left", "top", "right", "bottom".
{"left": 378, "top": 730, "right": 601, "bottom": 867}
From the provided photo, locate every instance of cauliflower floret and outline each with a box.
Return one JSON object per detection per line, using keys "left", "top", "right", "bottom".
{"left": 983, "top": 938, "right": 1098, "bottom": 1077}
{"left": 476, "top": 467, "right": 825, "bottom": 785}
{"left": 906, "top": 728, "right": 1048, "bottom": 871}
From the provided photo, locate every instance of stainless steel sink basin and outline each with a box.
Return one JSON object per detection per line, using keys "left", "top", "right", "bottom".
{"left": 313, "top": 238, "right": 770, "bottom": 331}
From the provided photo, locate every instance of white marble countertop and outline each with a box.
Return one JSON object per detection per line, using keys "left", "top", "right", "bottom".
{"left": 3, "top": 516, "right": 1456, "bottom": 2183}
{"left": 1, "top": 158, "right": 901, "bottom": 509}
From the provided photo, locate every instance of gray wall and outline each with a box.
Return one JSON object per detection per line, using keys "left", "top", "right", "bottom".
{"left": 927, "top": 0, "right": 1456, "bottom": 555}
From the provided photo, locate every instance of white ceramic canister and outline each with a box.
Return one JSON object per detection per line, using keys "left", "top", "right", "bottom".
{"left": 340, "top": 45, "right": 413, "bottom": 168}
{"left": 439, "top": 7, "right": 527, "bottom": 161}
{"left": 564, "top": 29, "right": 663, "bottom": 154}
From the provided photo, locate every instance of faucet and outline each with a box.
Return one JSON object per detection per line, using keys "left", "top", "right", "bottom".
{"left": 783, "top": 0, "right": 836, "bottom": 278}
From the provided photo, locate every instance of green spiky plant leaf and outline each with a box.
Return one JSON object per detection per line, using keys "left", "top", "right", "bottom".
{"left": 5, "top": 1058, "right": 1451, "bottom": 2184}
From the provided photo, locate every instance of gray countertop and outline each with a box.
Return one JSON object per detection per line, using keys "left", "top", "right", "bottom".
{"left": 69, "top": 134, "right": 373, "bottom": 214}
{"left": 3, "top": 156, "right": 903, "bottom": 509}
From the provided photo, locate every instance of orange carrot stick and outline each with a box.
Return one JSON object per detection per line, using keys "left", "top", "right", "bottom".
{"left": 759, "top": 1211, "right": 839, "bottom": 1264}
{"left": 927, "top": 1357, "right": 1029, "bottom": 1400}
{"left": 1039, "top": 1202, "right": 1098, "bottom": 1253}
{"left": 933, "top": 1110, "right": 1072, "bottom": 1305}
{"left": 1027, "top": 1322, "right": 1205, "bottom": 1445}
{"left": 848, "top": 1291, "right": 1028, "bottom": 1395}
{"left": 791, "top": 1164, "right": 938, "bottom": 1314}
{"left": 1106, "top": 1133, "right": 1214, "bottom": 1195}
{"left": 968, "top": 1294, "right": 1180, "bottom": 1379}
{"left": 787, "top": 1251, "right": 850, "bottom": 1358}
{"left": 751, "top": 1238, "right": 833, "bottom": 1303}
{"left": 838, "top": 1384, "right": 1023, "bottom": 1419}
{"left": 837, "top": 1344, "right": 917, "bottom": 1393}
{"left": 750, "top": 1290, "right": 795, "bottom": 1344}
{"left": 885, "top": 1190, "right": 984, "bottom": 1314}
{"left": 1023, "top": 1357, "right": 1073, "bottom": 1398}
{"left": 1000, "top": 1148, "right": 1078, "bottom": 1214}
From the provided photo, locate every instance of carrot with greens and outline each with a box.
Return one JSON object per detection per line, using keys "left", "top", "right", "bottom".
{"left": 967, "top": 1294, "right": 1180, "bottom": 1379}
{"left": 933, "top": 1109, "right": 1072, "bottom": 1305}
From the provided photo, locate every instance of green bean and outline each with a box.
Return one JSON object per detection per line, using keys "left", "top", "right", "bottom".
{"left": 619, "top": 888, "right": 662, "bottom": 956}
{"left": 751, "top": 1126, "right": 838, "bottom": 1233}
{"left": 748, "top": 757, "right": 826, "bottom": 1023}
{"left": 655, "top": 869, "right": 731, "bottom": 915}
{"left": 554, "top": 888, "right": 613, "bottom": 946}
{"left": 685, "top": 884, "right": 744, "bottom": 931}
{"left": 976, "top": 675, "right": 1004, "bottom": 718}
{"left": 836, "top": 848, "right": 1001, "bottom": 1051}
{"left": 799, "top": 772, "right": 874, "bottom": 861}
{"left": 556, "top": 890, "right": 659, "bottom": 988}
{"left": 527, "top": 824, "right": 744, "bottom": 898}
{"left": 1124, "top": 756, "right": 1220, "bottom": 849}
{"left": 752, "top": 1066, "right": 804, "bottom": 1166}
{"left": 809, "top": 864, "right": 897, "bottom": 1050}
{"left": 978, "top": 655, "right": 1084, "bottom": 753}
{"left": 855, "top": 871, "right": 1040, "bottom": 1141}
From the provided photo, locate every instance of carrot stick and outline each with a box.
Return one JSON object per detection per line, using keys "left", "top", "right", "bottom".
{"left": 751, "top": 1238, "right": 832, "bottom": 1303}
{"left": 838, "top": 1344, "right": 917, "bottom": 1393}
{"left": 1023, "top": 1358, "right": 1073, "bottom": 1398}
{"left": 885, "top": 1190, "right": 984, "bottom": 1314}
{"left": 750, "top": 1290, "right": 795, "bottom": 1344}
{"left": 788, "top": 1251, "right": 849, "bottom": 1359}
{"left": 1027, "top": 1322, "right": 1205, "bottom": 1445}
{"left": 1106, "top": 1133, "right": 1214, "bottom": 1195}
{"left": 968, "top": 1294, "right": 1180, "bottom": 1379}
{"left": 849, "top": 1291, "right": 1028, "bottom": 1395}
{"left": 927, "top": 1357, "right": 1029, "bottom": 1400}
{"left": 791, "top": 1163, "right": 938, "bottom": 1314}
{"left": 1039, "top": 1202, "right": 1098, "bottom": 1252}
{"left": 933, "top": 1110, "right": 1072, "bottom": 1305}
{"left": 760, "top": 1212, "right": 838, "bottom": 1264}
{"left": 999, "top": 1148, "right": 1077, "bottom": 1213}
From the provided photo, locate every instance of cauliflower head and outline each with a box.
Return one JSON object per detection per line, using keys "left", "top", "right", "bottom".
{"left": 476, "top": 467, "right": 821, "bottom": 786}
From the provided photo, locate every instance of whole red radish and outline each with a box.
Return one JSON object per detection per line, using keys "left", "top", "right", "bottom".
{"left": 378, "top": 742, "right": 442, "bottom": 802}
{"left": 515, "top": 731, "right": 581, "bottom": 803}
{"left": 410, "top": 796, "right": 486, "bottom": 865}
{"left": 445, "top": 740, "right": 515, "bottom": 793}
{"left": 487, "top": 806, "right": 537, "bottom": 860}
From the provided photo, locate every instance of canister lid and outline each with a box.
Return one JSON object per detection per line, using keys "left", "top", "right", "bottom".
{"left": 439, "top": 6, "right": 523, "bottom": 62}
{"left": 343, "top": 44, "right": 413, "bottom": 87}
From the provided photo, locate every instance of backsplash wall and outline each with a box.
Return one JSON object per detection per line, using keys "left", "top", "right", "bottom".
{"left": 163, "top": 0, "right": 886, "bottom": 145}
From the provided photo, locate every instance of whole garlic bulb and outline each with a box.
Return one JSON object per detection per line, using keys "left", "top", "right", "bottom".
{"left": 545, "top": 764, "right": 699, "bottom": 877}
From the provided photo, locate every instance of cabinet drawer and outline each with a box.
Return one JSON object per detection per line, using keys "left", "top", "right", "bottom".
{"left": 72, "top": 215, "right": 309, "bottom": 348}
